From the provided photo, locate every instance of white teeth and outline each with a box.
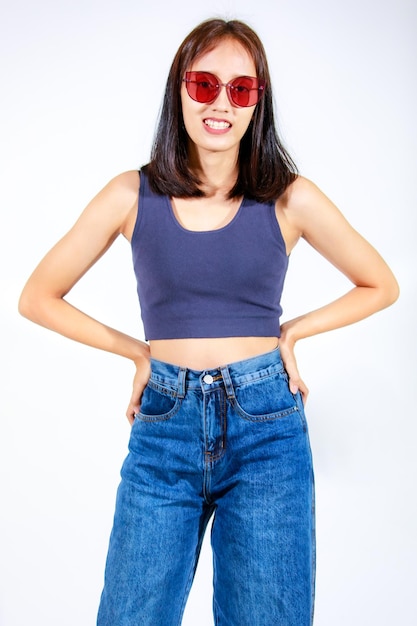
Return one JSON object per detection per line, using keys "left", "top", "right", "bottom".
{"left": 204, "top": 119, "right": 231, "bottom": 130}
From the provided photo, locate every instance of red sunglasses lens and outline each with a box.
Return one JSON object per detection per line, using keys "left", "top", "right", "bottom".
{"left": 184, "top": 72, "right": 265, "bottom": 107}
{"left": 185, "top": 72, "right": 219, "bottom": 103}
{"left": 229, "top": 76, "right": 265, "bottom": 107}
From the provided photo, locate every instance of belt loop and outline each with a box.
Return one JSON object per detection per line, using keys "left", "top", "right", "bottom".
{"left": 220, "top": 365, "right": 235, "bottom": 400}
{"left": 177, "top": 367, "right": 187, "bottom": 398}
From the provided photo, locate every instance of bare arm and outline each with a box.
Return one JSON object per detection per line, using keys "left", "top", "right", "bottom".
{"left": 277, "top": 176, "right": 399, "bottom": 398}
{"left": 18, "top": 170, "right": 150, "bottom": 422}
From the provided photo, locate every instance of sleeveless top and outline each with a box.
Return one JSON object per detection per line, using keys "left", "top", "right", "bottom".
{"left": 131, "top": 170, "right": 289, "bottom": 340}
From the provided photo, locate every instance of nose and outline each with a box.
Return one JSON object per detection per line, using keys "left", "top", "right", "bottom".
{"left": 211, "top": 83, "right": 231, "bottom": 111}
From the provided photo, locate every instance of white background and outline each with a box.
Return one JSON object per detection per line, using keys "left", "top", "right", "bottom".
{"left": 1, "top": 0, "right": 416, "bottom": 624}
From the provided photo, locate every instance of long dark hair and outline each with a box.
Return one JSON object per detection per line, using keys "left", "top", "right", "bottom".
{"left": 146, "top": 18, "right": 297, "bottom": 202}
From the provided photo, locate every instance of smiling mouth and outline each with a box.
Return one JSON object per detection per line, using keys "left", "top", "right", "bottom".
{"left": 204, "top": 119, "right": 231, "bottom": 130}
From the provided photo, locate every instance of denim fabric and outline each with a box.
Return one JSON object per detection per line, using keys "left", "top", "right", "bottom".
{"left": 97, "top": 348, "right": 315, "bottom": 626}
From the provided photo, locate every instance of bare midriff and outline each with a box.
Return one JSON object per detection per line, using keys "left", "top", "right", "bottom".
{"left": 149, "top": 336, "right": 280, "bottom": 370}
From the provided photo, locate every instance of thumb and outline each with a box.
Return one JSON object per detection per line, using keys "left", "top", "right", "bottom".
{"left": 289, "top": 380, "right": 299, "bottom": 394}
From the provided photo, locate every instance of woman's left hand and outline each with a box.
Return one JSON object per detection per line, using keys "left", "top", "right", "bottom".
{"left": 279, "top": 324, "right": 309, "bottom": 404}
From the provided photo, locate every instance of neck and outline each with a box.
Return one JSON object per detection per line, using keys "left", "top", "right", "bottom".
{"left": 188, "top": 143, "right": 239, "bottom": 197}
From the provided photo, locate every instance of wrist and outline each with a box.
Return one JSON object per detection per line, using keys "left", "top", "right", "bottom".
{"left": 280, "top": 321, "right": 299, "bottom": 346}
{"left": 132, "top": 342, "right": 150, "bottom": 366}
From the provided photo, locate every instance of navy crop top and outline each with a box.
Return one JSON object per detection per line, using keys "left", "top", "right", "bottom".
{"left": 131, "top": 170, "right": 289, "bottom": 340}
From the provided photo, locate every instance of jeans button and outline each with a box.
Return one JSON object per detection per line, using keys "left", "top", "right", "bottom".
{"left": 203, "top": 374, "right": 214, "bottom": 384}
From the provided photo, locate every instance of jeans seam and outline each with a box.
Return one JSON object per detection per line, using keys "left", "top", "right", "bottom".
{"left": 232, "top": 400, "right": 299, "bottom": 422}
{"left": 232, "top": 367, "right": 285, "bottom": 387}
{"left": 177, "top": 507, "right": 215, "bottom": 626}
{"left": 147, "top": 378, "right": 178, "bottom": 397}
{"left": 136, "top": 398, "right": 183, "bottom": 422}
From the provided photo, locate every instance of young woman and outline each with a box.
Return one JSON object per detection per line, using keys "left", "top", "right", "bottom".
{"left": 19, "top": 18, "right": 398, "bottom": 626}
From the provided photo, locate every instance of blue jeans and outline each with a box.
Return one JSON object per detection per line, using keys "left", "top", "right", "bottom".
{"left": 97, "top": 348, "right": 315, "bottom": 625}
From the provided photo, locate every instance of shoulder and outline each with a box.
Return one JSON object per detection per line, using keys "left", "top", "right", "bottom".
{"left": 91, "top": 170, "right": 140, "bottom": 240}
{"left": 279, "top": 175, "right": 327, "bottom": 214}
{"left": 279, "top": 175, "right": 373, "bottom": 270}
{"left": 64, "top": 170, "right": 140, "bottom": 243}
{"left": 103, "top": 170, "right": 140, "bottom": 208}
{"left": 277, "top": 175, "right": 349, "bottom": 241}
{"left": 274, "top": 175, "right": 323, "bottom": 253}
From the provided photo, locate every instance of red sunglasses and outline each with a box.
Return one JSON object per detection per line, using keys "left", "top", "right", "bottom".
{"left": 183, "top": 71, "right": 266, "bottom": 108}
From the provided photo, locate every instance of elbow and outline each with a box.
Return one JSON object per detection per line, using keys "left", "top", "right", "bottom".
{"left": 386, "top": 273, "right": 400, "bottom": 306}
{"left": 18, "top": 285, "right": 50, "bottom": 324}
{"left": 18, "top": 287, "right": 37, "bottom": 321}
{"left": 389, "top": 279, "right": 400, "bottom": 306}
{"left": 377, "top": 274, "right": 400, "bottom": 311}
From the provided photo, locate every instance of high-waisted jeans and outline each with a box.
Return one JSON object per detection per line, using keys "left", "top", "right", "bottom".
{"left": 97, "top": 348, "right": 315, "bottom": 625}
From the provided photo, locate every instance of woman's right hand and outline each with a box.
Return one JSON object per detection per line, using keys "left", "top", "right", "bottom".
{"left": 126, "top": 355, "right": 151, "bottom": 425}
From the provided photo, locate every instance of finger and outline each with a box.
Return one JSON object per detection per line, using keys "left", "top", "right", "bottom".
{"left": 128, "top": 388, "right": 143, "bottom": 417}
{"left": 289, "top": 378, "right": 300, "bottom": 394}
{"left": 126, "top": 404, "right": 137, "bottom": 426}
{"left": 128, "top": 378, "right": 149, "bottom": 416}
{"left": 297, "top": 381, "right": 309, "bottom": 405}
{"left": 285, "top": 366, "right": 302, "bottom": 394}
{"left": 287, "top": 371, "right": 308, "bottom": 398}
{"left": 126, "top": 389, "right": 141, "bottom": 422}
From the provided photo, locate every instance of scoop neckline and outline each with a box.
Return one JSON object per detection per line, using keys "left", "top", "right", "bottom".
{"left": 166, "top": 196, "right": 246, "bottom": 234}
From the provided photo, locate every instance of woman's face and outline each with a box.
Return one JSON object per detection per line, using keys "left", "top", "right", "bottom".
{"left": 181, "top": 38, "right": 258, "bottom": 161}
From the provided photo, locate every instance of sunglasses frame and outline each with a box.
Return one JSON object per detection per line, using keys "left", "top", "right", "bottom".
{"left": 183, "top": 71, "right": 266, "bottom": 108}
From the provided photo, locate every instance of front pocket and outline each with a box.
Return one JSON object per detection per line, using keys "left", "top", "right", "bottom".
{"left": 137, "top": 381, "right": 181, "bottom": 422}
{"left": 233, "top": 372, "right": 298, "bottom": 422}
